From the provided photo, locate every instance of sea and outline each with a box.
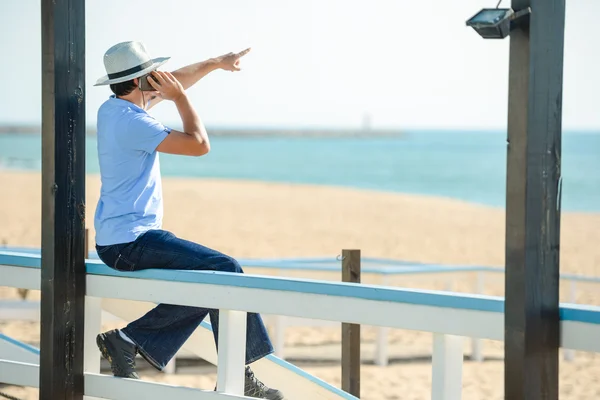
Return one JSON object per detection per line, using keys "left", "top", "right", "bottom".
{"left": 0, "top": 129, "right": 598, "bottom": 212}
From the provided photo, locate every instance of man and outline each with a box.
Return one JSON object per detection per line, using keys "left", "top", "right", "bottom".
{"left": 93, "top": 41, "right": 283, "bottom": 399}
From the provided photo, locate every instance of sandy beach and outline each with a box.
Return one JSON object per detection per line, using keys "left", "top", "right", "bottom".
{"left": 1, "top": 170, "right": 600, "bottom": 399}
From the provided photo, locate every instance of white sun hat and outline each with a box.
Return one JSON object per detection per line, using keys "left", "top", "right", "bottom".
{"left": 94, "top": 41, "right": 170, "bottom": 86}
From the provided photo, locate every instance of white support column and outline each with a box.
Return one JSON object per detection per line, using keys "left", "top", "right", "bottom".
{"left": 375, "top": 276, "right": 390, "bottom": 366}
{"left": 84, "top": 296, "right": 102, "bottom": 373}
{"left": 271, "top": 269, "right": 286, "bottom": 360}
{"left": 273, "top": 315, "right": 286, "bottom": 359}
{"left": 564, "top": 280, "right": 577, "bottom": 362}
{"left": 470, "top": 272, "right": 484, "bottom": 362}
{"left": 375, "top": 326, "right": 389, "bottom": 367}
{"left": 216, "top": 309, "right": 247, "bottom": 396}
{"left": 431, "top": 333, "right": 463, "bottom": 400}
{"left": 84, "top": 296, "right": 103, "bottom": 400}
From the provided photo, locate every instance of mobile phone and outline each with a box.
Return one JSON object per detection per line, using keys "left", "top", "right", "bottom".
{"left": 139, "top": 72, "right": 158, "bottom": 91}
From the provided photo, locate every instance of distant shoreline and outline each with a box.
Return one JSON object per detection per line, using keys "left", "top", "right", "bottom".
{"left": 0, "top": 125, "right": 404, "bottom": 138}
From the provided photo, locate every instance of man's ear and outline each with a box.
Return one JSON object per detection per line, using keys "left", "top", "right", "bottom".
{"left": 133, "top": 78, "right": 139, "bottom": 86}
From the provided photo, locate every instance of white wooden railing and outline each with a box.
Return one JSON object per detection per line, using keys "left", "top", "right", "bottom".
{"left": 4, "top": 247, "right": 599, "bottom": 367}
{"left": 1, "top": 250, "right": 600, "bottom": 400}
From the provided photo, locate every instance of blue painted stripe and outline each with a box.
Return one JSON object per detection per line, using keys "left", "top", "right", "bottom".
{"left": 2, "top": 249, "right": 599, "bottom": 284}
{"left": 560, "top": 304, "right": 600, "bottom": 324}
{"left": 197, "top": 321, "right": 357, "bottom": 399}
{"left": 0, "top": 333, "right": 40, "bottom": 356}
{"left": 0, "top": 251, "right": 42, "bottom": 268}
{"left": 85, "top": 260, "right": 506, "bottom": 313}
{"left": 0, "top": 250, "right": 500, "bottom": 275}
{"left": 560, "top": 273, "right": 600, "bottom": 284}
{"left": 266, "top": 355, "right": 357, "bottom": 399}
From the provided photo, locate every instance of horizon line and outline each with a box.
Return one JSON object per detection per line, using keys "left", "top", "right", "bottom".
{"left": 0, "top": 123, "right": 599, "bottom": 133}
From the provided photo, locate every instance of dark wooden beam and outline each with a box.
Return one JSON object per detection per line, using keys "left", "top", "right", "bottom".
{"left": 40, "top": 0, "right": 86, "bottom": 399}
{"left": 341, "top": 249, "right": 361, "bottom": 398}
{"left": 505, "top": 0, "right": 565, "bottom": 399}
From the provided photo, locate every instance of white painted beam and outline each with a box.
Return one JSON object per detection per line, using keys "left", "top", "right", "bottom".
{"left": 0, "top": 338, "right": 39, "bottom": 365}
{"left": 561, "top": 320, "right": 600, "bottom": 353}
{"left": 0, "top": 360, "right": 39, "bottom": 388}
{"left": 0, "top": 359, "right": 253, "bottom": 398}
{"left": 88, "top": 275, "right": 504, "bottom": 341}
{"left": 0, "top": 265, "right": 40, "bottom": 290}
{"left": 85, "top": 372, "right": 252, "bottom": 399}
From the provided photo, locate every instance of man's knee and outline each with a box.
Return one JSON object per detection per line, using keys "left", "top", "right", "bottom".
{"left": 215, "top": 255, "right": 243, "bottom": 274}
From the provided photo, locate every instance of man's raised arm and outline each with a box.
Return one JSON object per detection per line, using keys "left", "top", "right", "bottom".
{"left": 146, "top": 48, "right": 251, "bottom": 110}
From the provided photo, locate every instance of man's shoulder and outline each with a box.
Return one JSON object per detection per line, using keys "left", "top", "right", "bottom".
{"left": 98, "top": 97, "right": 147, "bottom": 126}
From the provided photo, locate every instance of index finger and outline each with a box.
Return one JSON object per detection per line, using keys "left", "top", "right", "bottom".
{"left": 152, "top": 70, "right": 167, "bottom": 84}
{"left": 236, "top": 47, "right": 251, "bottom": 58}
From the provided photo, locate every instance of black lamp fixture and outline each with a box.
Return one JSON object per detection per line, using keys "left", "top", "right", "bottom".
{"left": 465, "top": 3, "right": 531, "bottom": 39}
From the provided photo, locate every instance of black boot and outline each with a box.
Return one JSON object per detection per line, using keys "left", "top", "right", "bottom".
{"left": 96, "top": 329, "right": 139, "bottom": 379}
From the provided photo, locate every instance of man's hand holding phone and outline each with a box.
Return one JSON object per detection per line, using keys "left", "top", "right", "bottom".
{"left": 147, "top": 71, "right": 185, "bottom": 102}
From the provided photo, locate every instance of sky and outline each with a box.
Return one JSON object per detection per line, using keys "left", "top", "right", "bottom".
{"left": 0, "top": 0, "right": 598, "bottom": 130}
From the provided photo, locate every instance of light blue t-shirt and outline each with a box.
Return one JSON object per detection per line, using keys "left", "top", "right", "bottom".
{"left": 94, "top": 96, "right": 171, "bottom": 246}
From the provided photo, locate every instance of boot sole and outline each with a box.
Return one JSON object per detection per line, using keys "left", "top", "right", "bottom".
{"left": 96, "top": 333, "right": 139, "bottom": 379}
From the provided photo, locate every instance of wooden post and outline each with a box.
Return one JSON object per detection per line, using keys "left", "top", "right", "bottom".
{"left": 505, "top": 0, "right": 564, "bottom": 399}
{"left": 40, "top": 0, "right": 86, "bottom": 399}
{"left": 342, "top": 249, "right": 360, "bottom": 397}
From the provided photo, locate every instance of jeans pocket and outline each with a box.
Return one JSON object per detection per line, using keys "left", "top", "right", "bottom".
{"left": 98, "top": 242, "right": 137, "bottom": 272}
{"left": 113, "top": 253, "right": 136, "bottom": 271}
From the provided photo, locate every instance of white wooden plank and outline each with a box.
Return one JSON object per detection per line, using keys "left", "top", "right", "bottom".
{"left": 264, "top": 315, "right": 338, "bottom": 328}
{"left": 84, "top": 372, "right": 251, "bottom": 399}
{"left": 216, "top": 310, "right": 247, "bottom": 396}
{"left": 0, "top": 300, "right": 120, "bottom": 324}
{"left": 0, "top": 360, "right": 39, "bottom": 388}
{"left": 431, "top": 334, "right": 463, "bottom": 400}
{"left": 0, "top": 265, "right": 40, "bottom": 290}
{"left": 88, "top": 275, "right": 503, "bottom": 341}
{"left": 0, "top": 339, "right": 39, "bottom": 365}
{"left": 561, "top": 320, "right": 600, "bottom": 353}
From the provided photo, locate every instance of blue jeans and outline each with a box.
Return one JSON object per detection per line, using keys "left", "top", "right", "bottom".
{"left": 95, "top": 229, "right": 274, "bottom": 371}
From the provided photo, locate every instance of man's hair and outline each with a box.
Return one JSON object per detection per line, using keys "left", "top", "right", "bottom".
{"left": 110, "top": 79, "right": 137, "bottom": 97}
